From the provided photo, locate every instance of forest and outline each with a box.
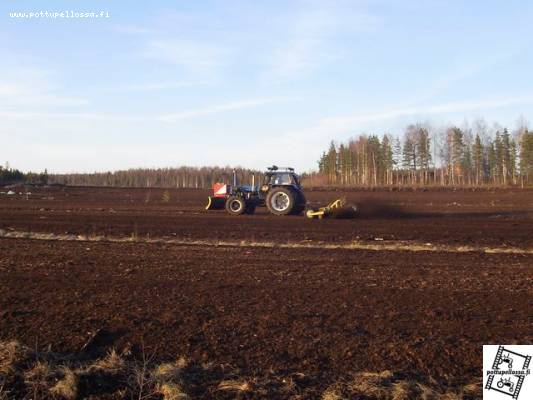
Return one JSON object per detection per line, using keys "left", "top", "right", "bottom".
{"left": 313, "top": 121, "right": 533, "bottom": 187}
{"left": 48, "top": 166, "right": 260, "bottom": 189}
{"left": 0, "top": 163, "right": 48, "bottom": 186}
{"left": 3, "top": 120, "right": 533, "bottom": 188}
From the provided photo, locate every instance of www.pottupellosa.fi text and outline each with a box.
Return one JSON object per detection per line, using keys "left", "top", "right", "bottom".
{"left": 9, "top": 11, "right": 110, "bottom": 19}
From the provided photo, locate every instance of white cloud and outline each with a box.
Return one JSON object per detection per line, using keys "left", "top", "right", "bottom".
{"left": 266, "top": 5, "right": 382, "bottom": 81}
{"left": 318, "top": 96, "right": 533, "bottom": 132}
{"left": 157, "top": 97, "right": 298, "bottom": 122}
{"left": 120, "top": 81, "right": 210, "bottom": 92}
{"left": 0, "top": 75, "right": 88, "bottom": 108}
{"left": 143, "top": 39, "right": 231, "bottom": 73}
{"left": 1, "top": 96, "right": 297, "bottom": 123}
{"left": 0, "top": 87, "right": 88, "bottom": 108}
{"left": 112, "top": 24, "right": 156, "bottom": 35}
{"left": 0, "top": 62, "right": 89, "bottom": 109}
{"left": 0, "top": 111, "right": 141, "bottom": 121}
{"left": 415, "top": 44, "right": 531, "bottom": 105}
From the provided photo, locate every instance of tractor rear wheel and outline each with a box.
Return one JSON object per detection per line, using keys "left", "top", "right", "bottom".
{"left": 266, "top": 187, "right": 296, "bottom": 215}
{"left": 225, "top": 196, "right": 246, "bottom": 215}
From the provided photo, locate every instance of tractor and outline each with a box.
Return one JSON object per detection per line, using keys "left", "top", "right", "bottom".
{"left": 497, "top": 377, "right": 514, "bottom": 392}
{"left": 498, "top": 353, "right": 513, "bottom": 369}
{"left": 205, "top": 166, "right": 306, "bottom": 216}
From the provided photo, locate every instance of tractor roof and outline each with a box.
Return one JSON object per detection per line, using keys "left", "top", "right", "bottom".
{"left": 266, "top": 165, "right": 295, "bottom": 173}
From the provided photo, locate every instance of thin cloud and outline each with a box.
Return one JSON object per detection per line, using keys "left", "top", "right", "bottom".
{"left": 143, "top": 39, "right": 231, "bottom": 72}
{"left": 0, "top": 75, "right": 88, "bottom": 108}
{"left": 0, "top": 111, "right": 143, "bottom": 121}
{"left": 112, "top": 24, "right": 156, "bottom": 35}
{"left": 120, "top": 81, "right": 210, "bottom": 92}
{"left": 320, "top": 96, "right": 533, "bottom": 130}
{"left": 157, "top": 97, "right": 298, "bottom": 122}
{"left": 0, "top": 89, "right": 88, "bottom": 108}
{"left": 416, "top": 43, "right": 533, "bottom": 105}
{"left": 266, "top": 6, "right": 382, "bottom": 81}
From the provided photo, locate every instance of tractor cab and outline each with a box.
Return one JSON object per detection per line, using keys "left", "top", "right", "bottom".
{"left": 262, "top": 166, "right": 301, "bottom": 191}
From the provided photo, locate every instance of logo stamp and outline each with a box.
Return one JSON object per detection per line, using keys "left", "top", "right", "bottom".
{"left": 484, "top": 345, "right": 532, "bottom": 399}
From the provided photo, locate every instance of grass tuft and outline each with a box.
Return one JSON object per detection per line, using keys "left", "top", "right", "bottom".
{"left": 321, "top": 387, "right": 345, "bottom": 400}
{"left": 217, "top": 379, "right": 252, "bottom": 392}
{"left": 152, "top": 357, "right": 188, "bottom": 382}
{"left": 0, "top": 341, "right": 23, "bottom": 374}
{"left": 89, "top": 349, "right": 125, "bottom": 373}
{"left": 157, "top": 382, "right": 189, "bottom": 399}
{"left": 50, "top": 367, "right": 78, "bottom": 399}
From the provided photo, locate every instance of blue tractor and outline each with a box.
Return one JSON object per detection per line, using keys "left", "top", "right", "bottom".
{"left": 205, "top": 166, "right": 306, "bottom": 216}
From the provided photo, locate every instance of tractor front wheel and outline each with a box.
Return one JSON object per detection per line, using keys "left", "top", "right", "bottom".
{"left": 225, "top": 196, "right": 247, "bottom": 215}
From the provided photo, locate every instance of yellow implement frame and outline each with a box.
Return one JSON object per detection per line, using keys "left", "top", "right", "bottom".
{"left": 205, "top": 196, "right": 226, "bottom": 210}
{"left": 305, "top": 198, "right": 344, "bottom": 219}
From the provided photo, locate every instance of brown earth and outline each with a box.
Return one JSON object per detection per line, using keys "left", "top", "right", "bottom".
{"left": 0, "top": 186, "right": 532, "bottom": 247}
{"left": 0, "top": 186, "right": 532, "bottom": 398}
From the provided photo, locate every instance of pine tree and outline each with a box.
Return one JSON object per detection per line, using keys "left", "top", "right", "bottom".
{"left": 318, "top": 152, "right": 327, "bottom": 172}
{"left": 367, "top": 135, "right": 382, "bottom": 186}
{"left": 493, "top": 132, "right": 503, "bottom": 184}
{"left": 501, "top": 129, "right": 512, "bottom": 185}
{"left": 462, "top": 147, "right": 472, "bottom": 185}
{"left": 448, "top": 127, "right": 465, "bottom": 184}
{"left": 417, "top": 128, "right": 431, "bottom": 184}
{"left": 520, "top": 129, "right": 533, "bottom": 184}
{"left": 402, "top": 136, "right": 416, "bottom": 169}
{"left": 472, "top": 134, "right": 484, "bottom": 185}
{"left": 487, "top": 140, "right": 497, "bottom": 184}
{"left": 325, "top": 141, "right": 338, "bottom": 183}
{"left": 381, "top": 134, "right": 394, "bottom": 185}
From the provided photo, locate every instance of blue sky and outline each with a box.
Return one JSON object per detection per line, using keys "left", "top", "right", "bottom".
{"left": 2, "top": 0, "right": 533, "bottom": 173}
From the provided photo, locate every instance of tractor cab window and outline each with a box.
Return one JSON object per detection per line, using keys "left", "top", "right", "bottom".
{"left": 269, "top": 173, "right": 292, "bottom": 185}
{"left": 280, "top": 173, "right": 293, "bottom": 184}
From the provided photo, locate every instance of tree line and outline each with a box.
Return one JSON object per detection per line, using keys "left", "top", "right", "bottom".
{"left": 0, "top": 163, "right": 48, "bottom": 185}
{"left": 49, "top": 166, "right": 262, "bottom": 189}
{"left": 313, "top": 120, "right": 533, "bottom": 187}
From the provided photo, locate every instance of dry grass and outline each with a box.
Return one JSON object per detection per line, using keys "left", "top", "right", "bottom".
{"left": 461, "top": 380, "right": 482, "bottom": 397}
{"left": 0, "top": 341, "right": 22, "bottom": 374}
{"left": 217, "top": 379, "right": 252, "bottom": 392}
{"left": 152, "top": 357, "right": 188, "bottom": 382}
{"left": 152, "top": 357, "right": 189, "bottom": 400}
{"left": 1, "top": 229, "right": 532, "bottom": 254}
{"left": 156, "top": 382, "right": 189, "bottom": 399}
{"left": 0, "top": 340, "right": 480, "bottom": 399}
{"left": 88, "top": 349, "right": 125, "bottom": 373}
{"left": 321, "top": 387, "right": 345, "bottom": 400}
{"left": 49, "top": 367, "right": 78, "bottom": 399}
{"left": 0, "top": 387, "right": 9, "bottom": 400}
{"left": 24, "top": 360, "right": 55, "bottom": 400}
{"left": 321, "top": 371, "right": 481, "bottom": 400}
